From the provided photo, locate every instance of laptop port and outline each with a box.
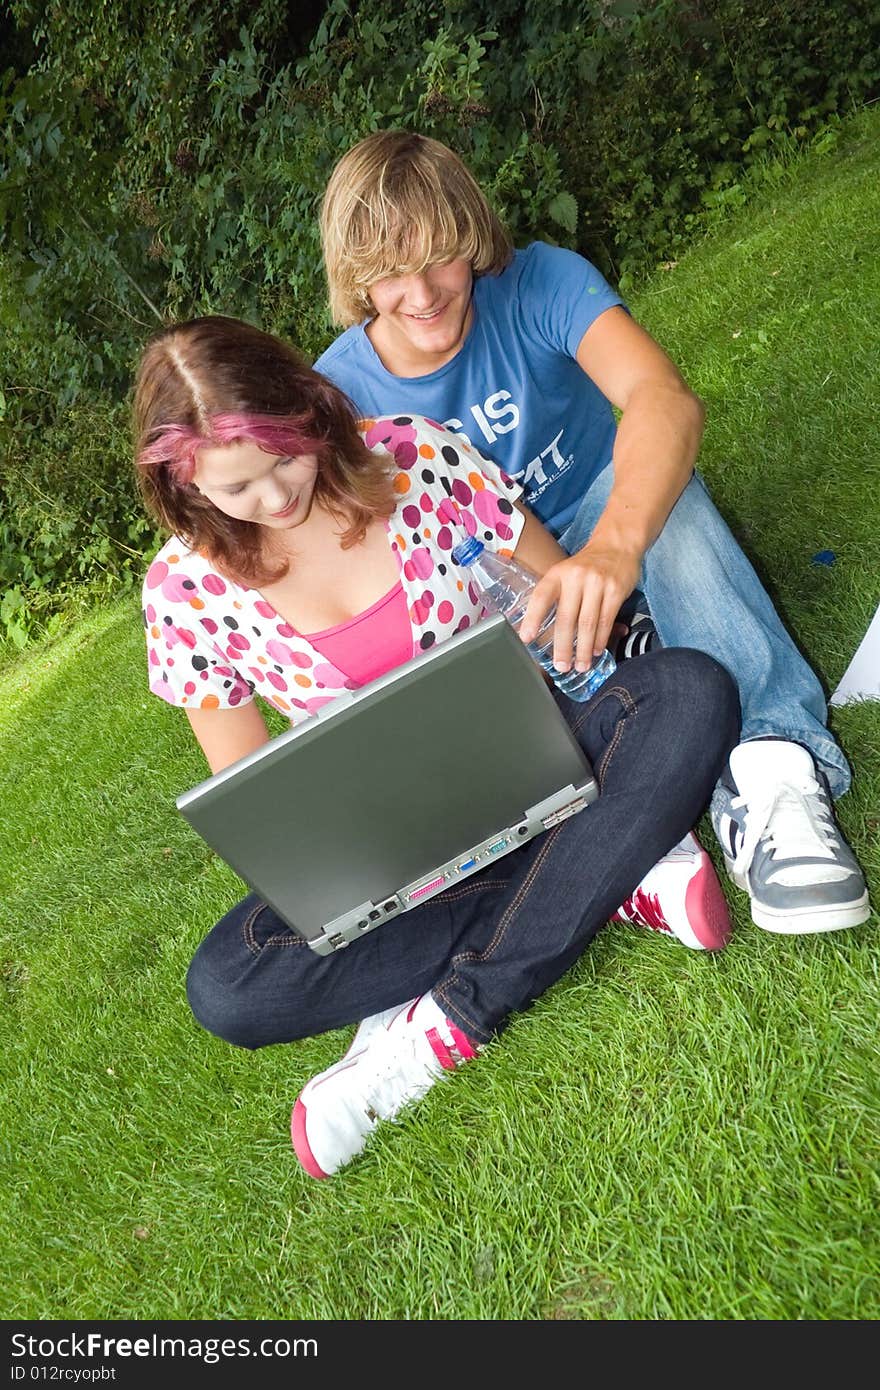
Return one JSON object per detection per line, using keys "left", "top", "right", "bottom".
{"left": 487, "top": 838, "right": 509, "bottom": 855}
{"left": 457, "top": 857, "right": 477, "bottom": 873}
{"left": 407, "top": 873, "right": 447, "bottom": 902}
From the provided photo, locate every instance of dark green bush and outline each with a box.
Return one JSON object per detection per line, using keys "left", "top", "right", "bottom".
{"left": 2, "top": 0, "right": 879, "bottom": 645}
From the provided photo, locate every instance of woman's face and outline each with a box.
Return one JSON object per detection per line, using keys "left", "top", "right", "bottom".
{"left": 193, "top": 442, "right": 320, "bottom": 530}
{"left": 367, "top": 257, "right": 474, "bottom": 372}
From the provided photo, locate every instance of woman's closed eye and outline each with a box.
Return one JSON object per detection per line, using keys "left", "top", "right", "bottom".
{"left": 223, "top": 458, "right": 294, "bottom": 496}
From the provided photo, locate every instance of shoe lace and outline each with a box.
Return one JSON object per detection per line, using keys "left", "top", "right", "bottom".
{"left": 616, "top": 888, "right": 671, "bottom": 933}
{"left": 731, "top": 775, "right": 838, "bottom": 876}
{"left": 358, "top": 1025, "right": 444, "bottom": 1124}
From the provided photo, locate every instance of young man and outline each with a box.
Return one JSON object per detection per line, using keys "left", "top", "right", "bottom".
{"left": 314, "top": 130, "right": 870, "bottom": 937}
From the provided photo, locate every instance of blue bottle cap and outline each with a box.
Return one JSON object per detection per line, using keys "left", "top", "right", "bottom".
{"left": 451, "top": 536, "right": 485, "bottom": 566}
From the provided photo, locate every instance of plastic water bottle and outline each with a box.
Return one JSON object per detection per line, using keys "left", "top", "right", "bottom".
{"left": 451, "top": 535, "right": 616, "bottom": 701}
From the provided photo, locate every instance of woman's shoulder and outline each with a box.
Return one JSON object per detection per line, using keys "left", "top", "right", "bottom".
{"left": 144, "top": 533, "right": 199, "bottom": 589}
{"left": 359, "top": 414, "right": 501, "bottom": 500}
{"left": 146, "top": 532, "right": 197, "bottom": 565}
{"left": 359, "top": 415, "right": 521, "bottom": 531}
{"left": 360, "top": 413, "right": 519, "bottom": 490}
{"left": 359, "top": 412, "right": 476, "bottom": 460}
{"left": 142, "top": 535, "right": 246, "bottom": 609}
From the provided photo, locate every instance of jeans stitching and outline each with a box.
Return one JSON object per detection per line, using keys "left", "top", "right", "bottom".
{"left": 435, "top": 821, "right": 564, "bottom": 1043}
{"left": 455, "top": 824, "right": 561, "bottom": 966}
{"left": 572, "top": 682, "right": 637, "bottom": 789}
{"left": 242, "top": 902, "right": 306, "bottom": 954}
{"left": 438, "top": 881, "right": 508, "bottom": 902}
{"left": 434, "top": 685, "right": 638, "bottom": 1039}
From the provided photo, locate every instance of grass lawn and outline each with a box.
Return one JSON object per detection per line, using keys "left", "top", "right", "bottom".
{"left": 1, "top": 110, "right": 878, "bottom": 1322}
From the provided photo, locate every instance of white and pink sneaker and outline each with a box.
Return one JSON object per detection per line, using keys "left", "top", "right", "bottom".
{"left": 612, "top": 831, "right": 732, "bottom": 951}
{"left": 291, "top": 994, "right": 478, "bottom": 1178}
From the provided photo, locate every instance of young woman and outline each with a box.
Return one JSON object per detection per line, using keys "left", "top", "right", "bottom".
{"left": 314, "top": 130, "right": 870, "bottom": 938}
{"left": 135, "top": 315, "right": 739, "bottom": 1179}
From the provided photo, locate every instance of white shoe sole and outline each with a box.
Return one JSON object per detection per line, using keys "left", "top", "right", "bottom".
{"left": 727, "top": 864, "right": 872, "bottom": 934}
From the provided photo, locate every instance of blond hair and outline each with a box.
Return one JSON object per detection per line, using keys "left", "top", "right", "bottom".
{"left": 320, "top": 130, "right": 513, "bottom": 327}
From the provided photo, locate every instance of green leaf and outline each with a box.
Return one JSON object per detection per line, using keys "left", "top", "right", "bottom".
{"left": 6, "top": 619, "right": 28, "bottom": 649}
{"left": 1, "top": 586, "right": 25, "bottom": 621}
{"left": 548, "top": 191, "right": 578, "bottom": 234}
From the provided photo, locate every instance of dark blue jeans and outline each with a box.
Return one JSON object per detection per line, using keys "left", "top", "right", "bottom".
{"left": 186, "top": 648, "right": 739, "bottom": 1049}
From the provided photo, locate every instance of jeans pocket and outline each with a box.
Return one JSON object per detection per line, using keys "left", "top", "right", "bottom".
{"left": 242, "top": 899, "right": 305, "bottom": 954}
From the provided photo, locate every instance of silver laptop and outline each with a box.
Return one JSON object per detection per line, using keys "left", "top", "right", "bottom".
{"left": 176, "top": 613, "right": 598, "bottom": 955}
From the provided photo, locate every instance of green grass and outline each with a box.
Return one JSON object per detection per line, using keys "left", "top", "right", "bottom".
{"left": 2, "top": 110, "right": 879, "bottom": 1322}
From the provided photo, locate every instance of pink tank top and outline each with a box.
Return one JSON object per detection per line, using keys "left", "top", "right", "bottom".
{"left": 303, "top": 581, "right": 413, "bottom": 686}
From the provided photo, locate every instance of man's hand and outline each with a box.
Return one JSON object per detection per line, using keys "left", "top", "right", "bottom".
{"left": 518, "top": 543, "right": 642, "bottom": 671}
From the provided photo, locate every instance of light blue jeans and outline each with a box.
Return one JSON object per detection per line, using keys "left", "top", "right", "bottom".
{"left": 560, "top": 465, "right": 851, "bottom": 798}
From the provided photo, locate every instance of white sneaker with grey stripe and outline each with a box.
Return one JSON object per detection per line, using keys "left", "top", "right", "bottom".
{"left": 614, "top": 610, "right": 657, "bottom": 661}
{"left": 710, "top": 739, "right": 871, "bottom": 934}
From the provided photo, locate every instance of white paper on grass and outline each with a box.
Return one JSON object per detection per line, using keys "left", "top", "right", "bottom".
{"left": 830, "top": 600, "right": 880, "bottom": 705}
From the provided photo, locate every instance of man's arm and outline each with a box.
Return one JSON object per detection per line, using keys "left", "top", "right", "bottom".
{"left": 519, "top": 305, "right": 704, "bottom": 671}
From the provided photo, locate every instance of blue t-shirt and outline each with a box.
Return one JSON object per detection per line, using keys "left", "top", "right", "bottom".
{"left": 314, "top": 241, "right": 624, "bottom": 537}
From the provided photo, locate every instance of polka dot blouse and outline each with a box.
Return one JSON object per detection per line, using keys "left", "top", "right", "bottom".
{"left": 142, "top": 414, "right": 525, "bottom": 726}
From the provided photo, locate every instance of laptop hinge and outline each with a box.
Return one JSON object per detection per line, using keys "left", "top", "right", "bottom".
{"left": 541, "top": 796, "right": 588, "bottom": 828}
{"left": 523, "top": 780, "right": 598, "bottom": 832}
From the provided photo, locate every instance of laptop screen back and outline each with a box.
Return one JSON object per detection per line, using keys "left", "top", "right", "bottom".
{"left": 177, "top": 615, "right": 596, "bottom": 950}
